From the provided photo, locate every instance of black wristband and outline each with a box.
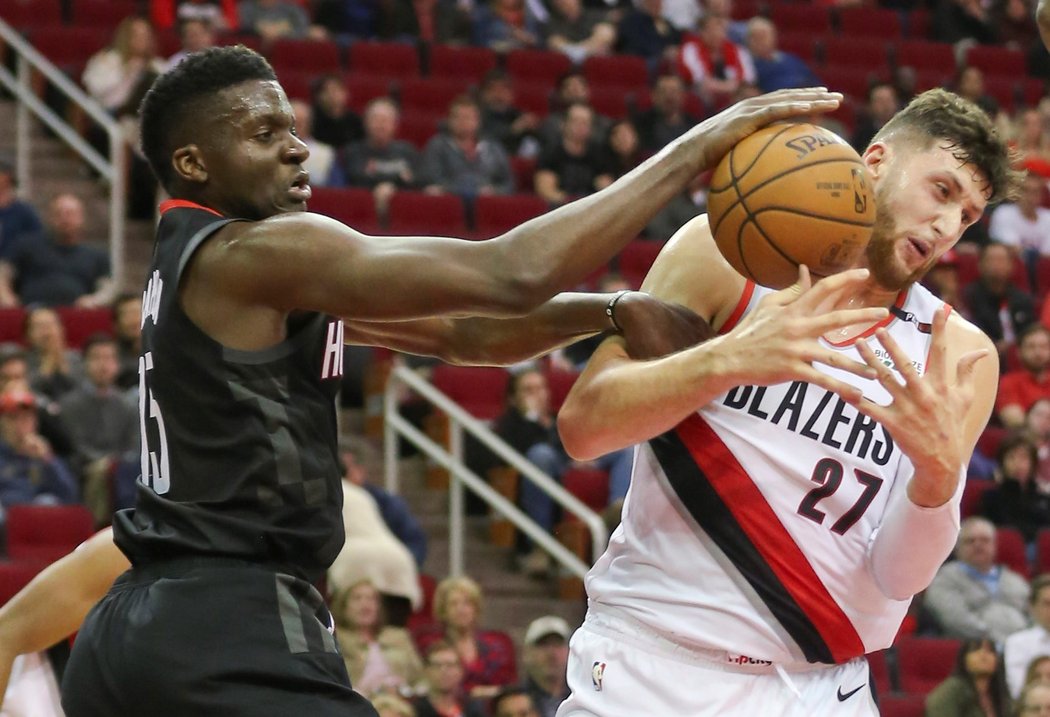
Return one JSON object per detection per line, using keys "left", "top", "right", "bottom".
{"left": 605, "top": 290, "right": 632, "bottom": 332}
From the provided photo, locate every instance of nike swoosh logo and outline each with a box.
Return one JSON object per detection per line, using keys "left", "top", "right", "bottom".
{"left": 837, "top": 685, "right": 864, "bottom": 702}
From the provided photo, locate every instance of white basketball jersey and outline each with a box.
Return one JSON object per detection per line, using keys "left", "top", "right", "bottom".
{"left": 585, "top": 281, "right": 948, "bottom": 665}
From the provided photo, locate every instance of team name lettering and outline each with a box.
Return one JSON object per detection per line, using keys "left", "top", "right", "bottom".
{"left": 142, "top": 270, "right": 162, "bottom": 328}
{"left": 321, "top": 320, "right": 345, "bottom": 379}
{"left": 723, "top": 382, "right": 894, "bottom": 465}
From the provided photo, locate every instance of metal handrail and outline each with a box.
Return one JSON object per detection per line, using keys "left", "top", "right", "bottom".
{"left": 383, "top": 364, "right": 609, "bottom": 580}
{"left": 0, "top": 18, "right": 126, "bottom": 290}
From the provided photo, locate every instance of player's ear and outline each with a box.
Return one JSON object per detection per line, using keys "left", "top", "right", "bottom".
{"left": 172, "top": 145, "right": 208, "bottom": 184}
{"left": 862, "top": 142, "right": 887, "bottom": 180}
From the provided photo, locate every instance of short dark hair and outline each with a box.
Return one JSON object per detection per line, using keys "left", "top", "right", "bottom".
{"left": 139, "top": 46, "right": 277, "bottom": 191}
{"left": 871, "top": 88, "right": 1023, "bottom": 205}
{"left": 1030, "top": 574, "right": 1050, "bottom": 604}
{"left": 492, "top": 687, "right": 536, "bottom": 714}
{"left": 82, "top": 332, "right": 117, "bottom": 357}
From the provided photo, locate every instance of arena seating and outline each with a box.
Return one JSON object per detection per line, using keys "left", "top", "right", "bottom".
{"left": 4, "top": 505, "right": 94, "bottom": 564}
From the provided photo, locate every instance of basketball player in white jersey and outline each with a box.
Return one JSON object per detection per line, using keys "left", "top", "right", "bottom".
{"left": 555, "top": 88, "right": 1022, "bottom": 716}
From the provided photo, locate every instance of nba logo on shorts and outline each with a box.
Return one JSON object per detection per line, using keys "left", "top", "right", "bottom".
{"left": 591, "top": 661, "right": 606, "bottom": 691}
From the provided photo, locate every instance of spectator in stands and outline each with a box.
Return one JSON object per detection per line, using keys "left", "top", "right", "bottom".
{"left": 954, "top": 65, "right": 1000, "bottom": 118}
{"left": 23, "top": 307, "right": 83, "bottom": 403}
{"left": 1027, "top": 399, "right": 1050, "bottom": 486}
{"left": 617, "top": 0, "right": 680, "bottom": 69}
{"left": 1024, "top": 654, "right": 1050, "bottom": 687}
{"left": 661, "top": 0, "right": 701, "bottom": 32}
{"left": 421, "top": 96, "right": 514, "bottom": 198}
{"left": 981, "top": 432, "right": 1050, "bottom": 545}
{"left": 538, "top": 72, "right": 611, "bottom": 152}
{"left": 493, "top": 687, "right": 541, "bottom": 717}
{"left": 702, "top": 0, "right": 749, "bottom": 44}
{"left": 992, "top": 0, "right": 1039, "bottom": 50}
{"left": 962, "top": 241, "right": 1038, "bottom": 362}
{"left": 677, "top": 15, "right": 756, "bottom": 110}
{"left": 310, "top": 74, "right": 364, "bottom": 150}
{"left": 989, "top": 174, "right": 1050, "bottom": 269}
{"left": 237, "top": 0, "right": 310, "bottom": 40}
{"left": 151, "top": 0, "right": 237, "bottom": 32}
{"left": 0, "top": 383, "right": 79, "bottom": 520}
{"left": 58, "top": 334, "right": 139, "bottom": 524}
{"left": 111, "top": 293, "right": 142, "bottom": 391}
{"left": 4, "top": 194, "right": 113, "bottom": 309}
{"left": 922, "top": 248, "right": 963, "bottom": 307}
{"left": 331, "top": 578, "right": 424, "bottom": 699}
{"left": 1006, "top": 576, "right": 1050, "bottom": 697}
{"left": 328, "top": 469, "right": 421, "bottom": 628}
{"left": 0, "top": 159, "right": 41, "bottom": 265}
{"left": 633, "top": 73, "right": 699, "bottom": 153}
{"left": 851, "top": 83, "right": 900, "bottom": 153}
{"left": 472, "top": 0, "right": 542, "bottom": 52}
{"left": 290, "top": 100, "right": 339, "bottom": 188}
{"left": 643, "top": 175, "right": 705, "bottom": 242}
{"left": 478, "top": 70, "right": 542, "bottom": 157}
{"left": 598, "top": 119, "right": 643, "bottom": 179}
{"left": 745, "top": 17, "right": 818, "bottom": 94}
{"left": 931, "top": 0, "right": 997, "bottom": 44}
{"left": 998, "top": 326, "right": 1050, "bottom": 428}
{"left": 341, "top": 97, "right": 422, "bottom": 219}
{"left": 416, "top": 577, "right": 516, "bottom": 698}
{"left": 925, "top": 638, "right": 1012, "bottom": 717}
{"left": 413, "top": 642, "right": 488, "bottom": 717}
{"left": 1013, "top": 108, "right": 1050, "bottom": 166}
{"left": 0, "top": 345, "right": 73, "bottom": 462}
{"left": 1018, "top": 681, "right": 1050, "bottom": 714}
{"left": 519, "top": 616, "right": 570, "bottom": 717}
{"left": 166, "top": 17, "right": 218, "bottom": 69}
{"left": 82, "top": 17, "right": 167, "bottom": 120}
{"left": 542, "top": 0, "right": 617, "bottom": 64}
{"left": 374, "top": 0, "right": 473, "bottom": 44}
{"left": 340, "top": 436, "right": 427, "bottom": 568}
{"left": 534, "top": 103, "right": 614, "bottom": 206}
{"left": 373, "top": 693, "right": 417, "bottom": 717}
{"left": 926, "top": 517, "right": 1031, "bottom": 642}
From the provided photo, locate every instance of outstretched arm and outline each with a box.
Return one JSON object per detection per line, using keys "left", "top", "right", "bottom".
{"left": 343, "top": 291, "right": 712, "bottom": 366}
{"left": 0, "top": 529, "right": 129, "bottom": 704}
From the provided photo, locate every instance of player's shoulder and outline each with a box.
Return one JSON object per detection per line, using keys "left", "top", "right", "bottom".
{"left": 945, "top": 307, "right": 996, "bottom": 355}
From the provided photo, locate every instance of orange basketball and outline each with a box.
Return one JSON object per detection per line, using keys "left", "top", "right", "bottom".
{"left": 707, "top": 123, "right": 876, "bottom": 289}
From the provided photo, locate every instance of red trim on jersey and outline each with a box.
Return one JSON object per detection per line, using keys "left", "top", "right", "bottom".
{"left": 159, "top": 200, "right": 223, "bottom": 217}
{"left": 719, "top": 281, "right": 756, "bottom": 335}
{"left": 676, "top": 413, "right": 866, "bottom": 663}
{"left": 824, "top": 288, "right": 909, "bottom": 348}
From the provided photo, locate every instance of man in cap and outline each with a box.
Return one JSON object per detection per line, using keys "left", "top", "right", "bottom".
{"left": 521, "top": 616, "right": 571, "bottom": 717}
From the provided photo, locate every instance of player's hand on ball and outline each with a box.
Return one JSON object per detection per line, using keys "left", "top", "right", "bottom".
{"left": 716, "top": 266, "right": 885, "bottom": 402}
{"left": 614, "top": 293, "right": 715, "bottom": 360}
{"left": 690, "top": 87, "right": 843, "bottom": 172}
{"left": 853, "top": 305, "right": 989, "bottom": 507}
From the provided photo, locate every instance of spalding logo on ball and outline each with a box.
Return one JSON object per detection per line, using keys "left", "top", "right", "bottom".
{"left": 707, "top": 122, "right": 877, "bottom": 289}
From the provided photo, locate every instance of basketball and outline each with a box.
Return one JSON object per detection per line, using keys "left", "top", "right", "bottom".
{"left": 707, "top": 123, "right": 877, "bottom": 289}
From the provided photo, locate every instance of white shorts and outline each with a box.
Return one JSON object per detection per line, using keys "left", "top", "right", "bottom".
{"left": 555, "top": 610, "right": 879, "bottom": 717}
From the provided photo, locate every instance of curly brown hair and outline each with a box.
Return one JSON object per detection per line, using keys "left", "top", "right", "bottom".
{"left": 871, "top": 88, "right": 1023, "bottom": 204}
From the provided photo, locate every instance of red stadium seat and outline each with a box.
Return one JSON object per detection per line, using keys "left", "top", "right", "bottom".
{"left": 732, "top": 0, "right": 761, "bottom": 20}
{"left": 0, "top": 561, "right": 45, "bottom": 606}
{"left": 997, "top": 526, "right": 1030, "bottom": 578}
{"left": 269, "top": 38, "right": 342, "bottom": 75}
{"left": 817, "top": 66, "right": 888, "bottom": 102}
{"left": 545, "top": 367, "right": 578, "bottom": 411}
{"left": 473, "top": 194, "right": 550, "bottom": 239}
{"left": 506, "top": 49, "right": 573, "bottom": 86}
{"left": 770, "top": 4, "right": 832, "bottom": 34}
{"left": 589, "top": 87, "right": 633, "bottom": 119}
{"left": 954, "top": 251, "right": 979, "bottom": 287}
{"left": 396, "top": 111, "right": 442, "bottom": 148}
{"left": 56, "top": 307, "right": 114, "bottom": 349}
{"left": 0, "top": 0, "right": 62, "bottom": 30}
{"left": 582, "top": 55, "right": 649, "bottom": 91}
{"left": 349, "top": 41, "right": 420, "bottom": 80}
{"left": 826, "top": 98, "right": 857, "bottom": 135}
{"left": 0, "top": 308, "right": 27, "bottom": 344}
{"left": 878, "top": 693, "right": 926, "bottom": 717}
{"left": 386, "top": 192, "right": 467, "bottom": 237}
{"left": 399, "top": 76, "right": 473, "bottom": 115}
{"left": 70, "top": 0, "right": 139, "bottom": 28}
{"left": 965, "top": 45, "right": 1027, "bottom": 78}
{"left": 867, "top": 649, "right": 895, "bottom": 696}
{"left": 619, "top": 240, "right": 665, "bottom": 287}
{"left": 215, "top": 32, "right": 262, "bottom": 53}
{"left": 960, "top": 479, "right": 994, "bottom": 519}
{"left": 895, "top": 636, "right": 960, "bottom": 694}
{"left": 428, "top": 44, "right": 498, "bottom": 82}
{"left": 906, "top": 8, "right": 931, "bottom": 38}
{"left": 5, "top": 505, "right": 95, "bottom": 563}
{"left": 982, "top": 75, "right": 1018, "bottom": 113}
{"left": 821, "top": 36, "right": 889, "bottom": 70}
{"left": 430, "top": 365, "right": 509, "bottom": 420}
{"left": 513, "top": 82, "right": 553, "bottom": 117}
{"left": 28, "top": 25, "right": 110, "bottom": 74}
{"left": 345, "top": 74, "right": 394, "bottom": 113}
{"left": 975, "top": 426, "right": 1007, "bottom": 462}
{"left": 837, "top": 6, "right": 902, "bottom": 39}
{"left": 273, "top": 69, "right": 312, "bottom": 100}
{"left": 1022, "top": 78, "right": 1048, "bottom": 109}
{"left": 510, "top": 156, "right": 537, "bottom": 193}
{"left": 1036, "top": 528, "right": 1050, "bottom": 575}
{"left": 777, "top": 31, "right": 818, "bottom": 62}
{"left": 307, "top": 187, "right": 381, "bottom": 235}
{"left": 894, "top": 40, "right": 956, "bottom": 75}
{"left": 562, "top": 467, "right": 610, "bottom": 514}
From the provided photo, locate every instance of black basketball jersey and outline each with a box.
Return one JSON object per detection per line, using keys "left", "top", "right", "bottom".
{"left": 112, "top": 201, "right": 347, "bottom": 582}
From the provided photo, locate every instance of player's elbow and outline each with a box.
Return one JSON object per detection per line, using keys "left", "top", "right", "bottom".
{"left": 557, "top": 399, "right": 606, "bottom": 462}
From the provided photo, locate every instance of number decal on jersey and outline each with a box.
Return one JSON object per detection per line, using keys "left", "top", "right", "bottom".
{"left": 797, "top": 458, "right": 884, "bottom": 534}
{"left": 138, "top": 351, "right": 171, "bottom": 494}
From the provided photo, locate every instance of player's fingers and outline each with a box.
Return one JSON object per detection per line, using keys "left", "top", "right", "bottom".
{"left": 757, "top": 99, "right": 842, "bottom": 123}
{"left": 924, "top": 305, "right": 951, "bottom": 382}
{"left": 808, "top": 348, "right": 879, "bottom": 381}
{"left": 856, "top": 340, "right": 906, "bottom": 395}
{"left": 873, "top": 328, "right": 922, "bottom": 386}
{"left": 799, "top": 366, "right": 865, "bottom": 405}
{"left": 754, "top": 87, "right": 841, "bottom": 104}
{"left": 805, "top": 307, "right": 890, "bottom": 335}
{"left": 793, "top": 268, "right": 872, "bottom": 311}
{"left": 850, "top": 395, "right": 893, "bottom": 426}
{"left": 954, "top": 349, "right": 990, "bottom": 388}
{"left": 762, "top": 265, "right": 811, "bottom": 307}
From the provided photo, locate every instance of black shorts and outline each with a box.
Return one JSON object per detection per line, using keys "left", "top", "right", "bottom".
{"left": 61, "top": 558, "right": 378, "bottom": 717}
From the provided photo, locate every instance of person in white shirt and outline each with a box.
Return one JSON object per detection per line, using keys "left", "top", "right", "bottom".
{"left": 1005, "top": 575, "right": 1050, "bottom": 698}
{"left": 989, "top": 173, "right": 1050, "bottom": 257}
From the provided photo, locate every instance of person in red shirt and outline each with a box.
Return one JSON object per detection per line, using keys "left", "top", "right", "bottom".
{"left": 997, "top": 324, "right": 1050, "bottom": 428}
{"left": 677, "top": 15, "right": 755, "bottom": 110}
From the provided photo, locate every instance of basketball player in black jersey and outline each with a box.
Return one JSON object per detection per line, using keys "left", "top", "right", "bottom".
{"left": 0, "top": 48, "right": 863, "bottom": 715}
